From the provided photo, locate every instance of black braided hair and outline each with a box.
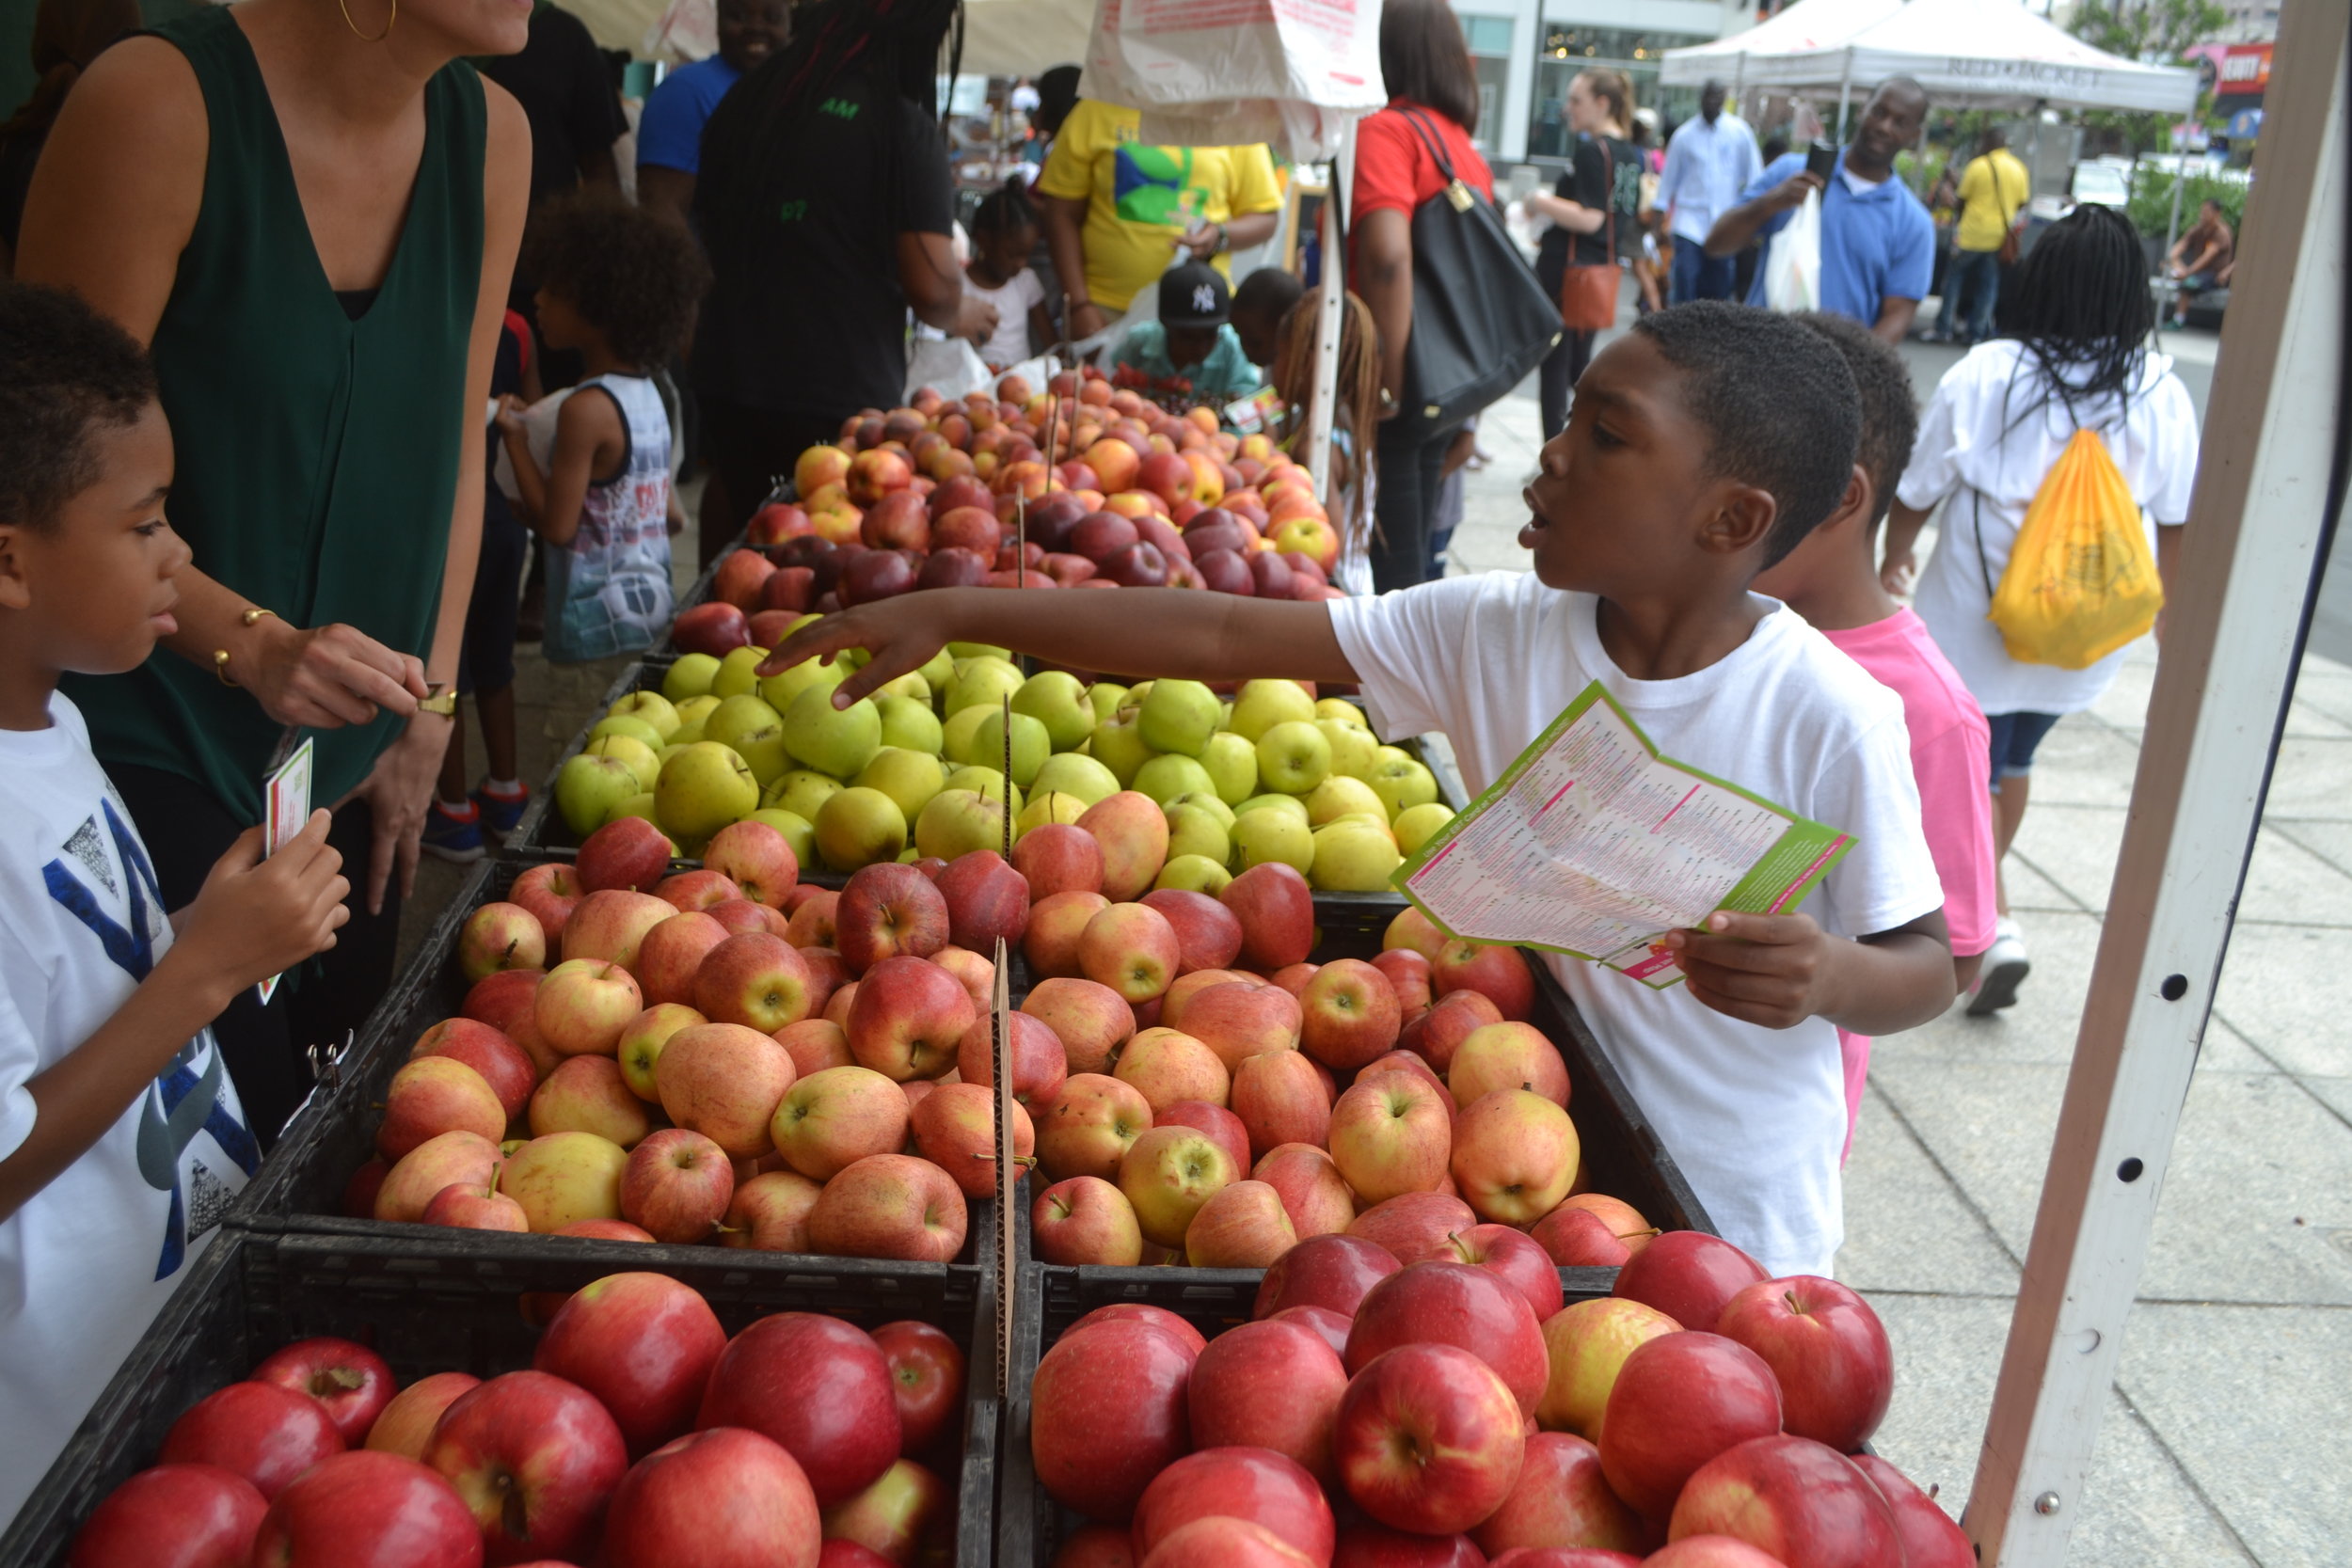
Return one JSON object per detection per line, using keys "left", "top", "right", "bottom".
{"left": 970, "top": 181, "right": 1036, "bottom": 240}
{"left": 1993, "top": 202, "right": 2155, "bottom": 429}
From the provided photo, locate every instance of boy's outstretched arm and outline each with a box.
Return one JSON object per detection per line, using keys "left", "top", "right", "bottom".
{"left": 759, "top": 588, "right": 1359, "bottom": 708}
{"left": 1661, "top": 908, "right": 1955, "bottom": 1035}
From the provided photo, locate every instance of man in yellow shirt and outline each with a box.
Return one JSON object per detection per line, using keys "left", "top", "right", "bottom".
{"left": 1933, "top": 127, "right": 2029, "bottom": 344}
{"left": 1036, "top": 98, "right": 1284, "bottom": 341}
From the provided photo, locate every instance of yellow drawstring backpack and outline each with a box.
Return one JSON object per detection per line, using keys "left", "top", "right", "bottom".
{"left": 1982, "top": 424, "right": 2164, "bottom": 669}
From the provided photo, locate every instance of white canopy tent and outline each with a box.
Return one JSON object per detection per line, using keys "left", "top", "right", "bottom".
{"left": 1661, "top": 0, "right": 2200, "bottom": 114}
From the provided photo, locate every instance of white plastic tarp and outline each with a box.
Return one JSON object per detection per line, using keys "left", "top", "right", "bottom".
{"left": 1663, "top": 0, "right": 2200, "bottom": 115}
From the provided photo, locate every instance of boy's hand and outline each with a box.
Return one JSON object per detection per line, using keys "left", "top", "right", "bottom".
{"left": 175, "top": 811, "right": 350, "bottom": 1000}
{"left": 1663, "top": 911, "right": 1836, "bottom": 1029}
{"left": 758, "top": 597, "right": 961, "bottom": 707}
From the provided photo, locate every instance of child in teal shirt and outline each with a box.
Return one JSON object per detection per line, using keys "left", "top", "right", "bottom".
{"left": 1115, "top": 260, "right": 1261, "bottom": 404}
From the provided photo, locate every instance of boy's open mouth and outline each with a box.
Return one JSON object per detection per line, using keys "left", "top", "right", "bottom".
{"left": 1520, "top": 487, "right": 1550, "bottom": 549}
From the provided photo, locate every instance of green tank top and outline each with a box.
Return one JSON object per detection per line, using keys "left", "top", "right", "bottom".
{"left": 63, "top": 6, "right": 486, "bottom": 821}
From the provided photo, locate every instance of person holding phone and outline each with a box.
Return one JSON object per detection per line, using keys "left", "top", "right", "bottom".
{"left": 1704, "top": 78, "right": 1935, "bottom": 345}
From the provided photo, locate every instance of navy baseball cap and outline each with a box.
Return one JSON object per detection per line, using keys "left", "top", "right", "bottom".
{"left": 1160, "top": 260, "right": 1232, "bottom": 328}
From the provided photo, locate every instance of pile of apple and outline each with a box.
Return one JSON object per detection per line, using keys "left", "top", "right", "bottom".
{"left": 1027, "top": 1228, "right": 1973, "bottom": 1568}
{"left": 67, "top": 1272, "right": 968, "bottom": 1568}
{"left": 557, "top": 661, "right": 1453, "bottom": 890}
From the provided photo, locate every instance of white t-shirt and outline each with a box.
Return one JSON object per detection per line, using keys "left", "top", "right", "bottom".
{"left": 1899, "top": 341, "right": 2201, "bottom": 718}
{"left": 1329, "top": 577, "right": 1944, "bottom": 1275}
{"left": 968, "top": 267, "right": 1046, "bottom": 368}
{"left": 0, "top": 695, "right": 256, "bottom": 1519}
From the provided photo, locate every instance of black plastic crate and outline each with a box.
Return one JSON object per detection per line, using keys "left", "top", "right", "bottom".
{"left": 232, "top": 858, "right": 1001, "bottom": 1274}
{"left": 0, "top": 1228, "right": 995, "bottom": 1568}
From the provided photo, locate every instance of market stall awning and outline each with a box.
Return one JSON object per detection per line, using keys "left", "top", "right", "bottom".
{"left": 1657, "top": 0, "right": 1902, "bottom": 85}
{"left": 1662, "top": 0, "right": 2201, "bottom": 115}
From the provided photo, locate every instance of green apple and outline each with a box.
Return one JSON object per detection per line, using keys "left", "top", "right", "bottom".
{"left": 1220, "top": 700, "right": 1233, "bottom": 730}
{"left": 747, "top": 807, "right": 817, "bottom": 868}
{"left": 556, "top": 752, "right": 641, "bottom": 836}
{"left": 658, "top": 740, "right": 695, "bottom": 765}
{"left": 1198, "top": 731, "right": 1259, "bottom": 805}
{"left": 673, "top": 694, "right": 721, "bottom": 730}
{"left": 1164, "top": 791, "right": 1235, "bottom": 829}
{"left": 1016, "top": 791, "right": 1089, "bottom": 836}
{"left": 838, "top": 647, "right": 870, "bottom": 672}
{"left": 705, "top": 694, "right": 791, "bottom": 786}
{"left": 1235, "top": 793, "right": 1311, "bottom": 823}
{"left": 782, "top": 685, "right": 882, "bottom": 780}
{"left": 942, "top": 704, "right": 994, "bottom": 767}
{"left": 609, "top": 791, "right": 660, "bottom": 828}
{"left": 916, "top": 647, "right": 957, "bottom": 691}
{"left": 946, "top": 641, "right": 1013, "bottom": 662}
{"left": 1230, "top": 806, "right": 1314, "bottom": 875}
{"left": 590, "top": 714, "right": 665, "bottom": 752}
{"left": 854, "top": 747, "right": 946, "bottom": 823}
{"left": 975, "top": 709, "right": 1051, "bottom": 788}
{"left": 1163, "top": 802, "right": 1232, "bottom": 867}
{"left": 1367, "top": 753, "right": 1440, "bottom": 819}
{"left": 1089, "top": 709, "right": 1155, "bottom": 786}
{"left": 1135, "top": 753, "right": 1215, "bottom": 809}
{"left": 1228, "top": 678, "right": 1317, "bottom": 742}
{"left": 1392, "top": 802, "right": 1454, "bottom": 856}
{"left": 944, "top": 655, "right": 1024, "bottom": 716}
{"left": 1032, "top": 752, "right": 1120, "bottom": 807}
{"left": 877, "top": 694, "right": 945, "bottom": 754}
{"left": 585, "top": 733, "right": 660, "bottom": 793}
{"left": 1012, "top": 671, "right": 1095, "bottom": 752}
{"left": 1307, "top": 774, "right": 1388, "bottom": 827}
{"left": 661, "top": 653, "right": 721, "bottom": 702}
{"left": 945, "top": 767, "right": 1021, "bottom": 816}
{"left": 1311, "top": 820, "right": 1405, "bottom": 892}
{"left": 1315, "top": 698, "right": 1371, "bottom": 730}
{"left": 655, "top": 741, "right": 759, "bottom": 845}
{"left": 1317, "top": 719, "right": 1380, "bottom": 782}
{"left": 757, "top": 654, "right": 847, "bottom": 715}
{"left": 763, "top": 768, "right": 841, "bottom": 822}
{"left": 872, "top": 671, "right": 931, "bottom": 704}
{"left": 711, "top": 645, "right": 771, "bottom": 699}
{"left": 1138, "top": 678, "right": 1219, "bottom": 757}
{"left": 607, "top": 689, "right": 680, "bottom": 739}
{"left": 1255, "top": 721, "right": 1332, "bottom": 796}
{"left": 1327, "top": 811, "right": 1394, "bottom": 835}
{"left": 815, "top": 786, "right": 908, "bottom": 870}
{"left": 1086, "top": 681, "right": 1132, "bottom": 723}
{"left": 914, "top": 787, "right": 1009, "bottom": 861}
{"left": 1156, "top": 854, "right": 1233, "bottom": 895}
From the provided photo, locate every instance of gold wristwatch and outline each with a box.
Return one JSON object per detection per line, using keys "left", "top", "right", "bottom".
{"left": 418, "top": 683, "right": 458, "bottom": 719}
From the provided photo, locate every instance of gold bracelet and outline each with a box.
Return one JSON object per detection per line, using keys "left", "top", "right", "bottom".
{"left": 241, "top": 608, "right": 278, "bottom": 627}
{"left": 214, "top": 649, "right": 238, "bottom": 687}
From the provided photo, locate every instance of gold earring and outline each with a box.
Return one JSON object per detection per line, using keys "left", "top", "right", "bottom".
{"left": 338, "top": 0, "right": 396, "bottom": 42}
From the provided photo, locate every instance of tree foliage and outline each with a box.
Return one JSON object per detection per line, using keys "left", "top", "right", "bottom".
{"left": 2068, "top": 0, "right": 2230, "bottom": 64}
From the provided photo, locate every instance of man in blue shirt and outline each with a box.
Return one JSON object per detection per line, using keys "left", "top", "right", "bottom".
{"left": 636, "top": 0, "right": 791, "bottom": 227}
{"left": 1704, "top": 79, "right": 1934, "bottom": 344}
{"left": 1651, "top": 81, "right": 1762, "bottom": 304}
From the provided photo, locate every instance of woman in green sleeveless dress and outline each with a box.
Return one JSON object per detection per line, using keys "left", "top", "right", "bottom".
{"left": 17, "top": 0, "right": 530, "bottom": 1139}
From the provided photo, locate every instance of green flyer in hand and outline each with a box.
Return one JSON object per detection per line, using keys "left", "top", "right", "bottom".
{"left": 1391, "top": 682, "right": 1853, "bottom": 989}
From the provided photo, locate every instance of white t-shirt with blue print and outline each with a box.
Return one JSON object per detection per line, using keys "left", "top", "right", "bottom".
{"left": 0, "top": 694, "right": 256, "bottom": 1520}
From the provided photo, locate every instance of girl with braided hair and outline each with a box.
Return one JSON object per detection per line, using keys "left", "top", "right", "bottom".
{"left": 689, "top": 0, "right": 995, "bottom": 563}
{"left": 1879, "top": 201, "right": 2201, "bottom": 1015}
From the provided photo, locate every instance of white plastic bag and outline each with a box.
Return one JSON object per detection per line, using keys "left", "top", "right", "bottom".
{"left": 906, "top": 336, "right": 995, "bottom": 404}
{"left": 1083, "top": 0, "right": 1388, "bottom": 163}
{"left": 1763, "top": 189, "right": 1823, "bottom": 314}
{"left": 491, "top": 388, "right": 574, "bottom": 503}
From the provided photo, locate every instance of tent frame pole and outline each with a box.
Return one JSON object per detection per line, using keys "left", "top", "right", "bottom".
{"left": 1306, "top": 119, "right": 1357, "bottom": 505}
{"left": 1963, "top": 5, "right": 2347, "bottom": 1563}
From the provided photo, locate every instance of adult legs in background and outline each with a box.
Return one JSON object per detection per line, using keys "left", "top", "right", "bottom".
{"left": 1691, "top": 249, "right": 1739, "bottom": 302}
{"left": 1965, "top": 254, "right": 2001, "bottom": 346}
{"left": 1969, "top": 709, "right": 2060, "bottom": 1016}
{"left": 1668, "top": 238, "right": 1701, "bottom": 305}
{"left": 1536, "top": 329, "right": 1596, "bottom": 442}
{"left": 430, "top": 503, "right": 529, "bottom": 858}
{"left": 699, "top": 400, "right": 847, "bottom": 565}
{"left": 107, "top": 767, "right": 403, "bottom": 1147}
{"left": 1369, "top": 421, "right": 1456, "bottom": 593}
{"left": 1941, "top": 249, "right": 1998, "bottom": 343}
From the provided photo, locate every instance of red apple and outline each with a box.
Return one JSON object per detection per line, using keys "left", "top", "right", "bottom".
{"left": 1028, "top": 1318, "right": 1195, "bottom": 1522}
{"left": 713, "top": 546, "right": 780, "bottom": 610}
{"left": 705, "top": 819, "right": 801, "bottom": 907}
{"left": 657, "top": 1022, "right": 797, "bottom": 1159}
{"left": 1269, "top": 1305, "right": 1352, "bottom": 1359}
{"left": 375, "top": 1054, "right": 506, "bottom": 1159}
{"left": 1032, "top": 1173, "right": 1145, "bottom": 1265}
{"left": 1037, "top": 1072, "right": 1152, "bottom": 1182}
{"left": 695, "top": 931, "right": 816, "bottom": 1034}
{"left": 909, "top": 1080, "right": 1035, "bottom": 1197}
{"left": 1471, "top": 1432, "right": 1644, "bottom": 1559}
{"left": 1405, "top": 991, "right": 1502, "bottom": 1074}
{"left": 1135, "top": 1448, "right": 1335, "bottom": 1566}
{"left": 1254, "top": 1231, "right": 1400, "bottom": 1318}
{"left": 69, "top": 1463, "right": 267, "bottom": 1568}
{"left": 1400, "top": 1223, "right": 1565, "bottom": 1324}
{"left": 409, "top": 1019, "right": 535, "bottom": 1123}
{"left": 1049, "top": 1524, "right": 1138, "bottom": 1568}
{"left": 1848, "top": 1453, "right": 1974, "bottom": 1568}
{"left": 1335, "top": 1344, "right": 1527, "bottom": 1535}
{"left": 636, "top": 911, "right": 731, "bottom": 1007}
{"left": 160, "top": 1382, "right": 344, "bottom": 1499}
{"left": 698, "top": 1313, "right": 900, "bottom": 1506}
{"left": 602, "top": 1427, "right": 821, "bottom": 1568}
{"left": 786, "top": 890, "right": 840, "bottom": 948}
{"left": 362, "top": 1372, "right": 481, "bottom": 1461}
{"left": 1345, "top": 1261, "right": 1549, "bottom": 1419}
{"left": 835, "top": 863, "right": 951, "bottom": 974}
{"left": 1011, "top": 822, "right": 1104, "bottom": 898}
{"left": 804, "top": 1151, "right": 969, "bottom": 1262}
{"left": 1220, "top": 863, "right": 1314, "bottom": 971}
{"left": 421, "top": 1178, "right": 527, "bottom": 1231}
{"left": 246, "top": 1450, "right": 481, "bottom": 1568}
{"left": 1270, "top": 963, "right": 1319, "bottom": 998}
{"left": 1137, "top": 888, "right": 1245, "bottom": 975}
{"left": 1371, "top": 949, "right": 1434, "bottom": 1017}
{"left": 1155, "top": 1099, "right": 1250, "bottom": 1177}
{"left": 1668, "top": 1434, "right": 1902, "bottom": 1568}
{"left": 659, "top": 868, "right": 743, "bottom": 913}
{"left": 1025, "top": 889, "right": 1107, "bottom": 979}
{"left": 1431, "top": 941, "right": 1535, "bottom": 1022}
{"left": 870, "top": 1320, "right": 966, "bottom": 1457}
{"left": 1022, "top": 977, "right": 1135, "bottom": 1075}
{"left": 534, "top": 1270, "right": 726, "bottom": 1456}
{"left": 1642, "top": 1539, "right": 1787, "bottom": 1568}
{"left": 250, "top": 1338, "right": 395, "bottom": 1448}
{"left": 1078, "top": 901, "right": 1183, "bottom": 1005}
{"left": 563, "top": 888, "right": 675, "bottom": 972}
{"left": 1298, "top": 959, "right": 1403, "bottom": 1071}
{"left": 1188, "top": 1322, "right": 1349, "bottom": 1482}
{"left": 953, "top": 1008, "right": 1068, "bottom": 1110}
{"left": 1714, "top": 1275, "right": 1893, "bottom": 1453}
{"left": 847, "top": 956, "right": 976, "bottom": 1081}
{"left": 578, "top": 816, "right": 675, "bottom": 894}
{"left": 423, "top": 1370, "right": 628, "bottom": 1561}
{"left": 1346, "top": 1191, "right": 1476, "bottom": 1261}
{"left": 673, "top": 600, "right": 753, "bottom": 657}
{"left": 1178, "top": 981, "right": 1302, "bottom": 1073}
{"left": 1532, "top": 1207, "right": 1632, "bottom": 1268}
{"left": 1332, "top": 1525, "right": 1488, "bottom": 1567}
{"left": 861, "top": 489, "right": 930, "bottom": 551}
{"left": 1596, "top": 1333, "right": 1783, "bottom": 1519}
{"left": 820, "top": 1456, "right": 947, "bottom": 1565}
{"left": 457, "top": 900, "right": 545, "bottom": 983}
{"left": 723, "top": 1169, "right": 825, "bottom": 1252}
{"left": 934, "top": 849, "right": 1030, "bottom": 953}
{"left": 619, "top": 1127, "right": 737, "bottom": 1243}
{"left": 1139, "top": 1517, "right": 1315, "bottom": 1567}
{"left": 1230, "top": 1048, "right": 1330, "bottom": 1163}
{"left": 1613, "top": 1232, "right": 1769, "bottom": 1337}
{"left": 463, "top": 964, "right": 546, "bottom": 1033}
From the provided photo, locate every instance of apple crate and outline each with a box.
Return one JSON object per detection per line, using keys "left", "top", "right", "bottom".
{"left": 230, "top": 857, "right": 1004, "bottom": 1275}
{"left": 0, "top": 1227, "right": 998, "bottom": 1568}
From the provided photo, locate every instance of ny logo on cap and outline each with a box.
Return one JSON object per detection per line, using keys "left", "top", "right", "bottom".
{"left": 1193, "top": 284, "right": 1218, "bottom": 314}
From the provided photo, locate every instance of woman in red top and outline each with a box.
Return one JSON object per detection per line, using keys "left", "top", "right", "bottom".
{"left": 1352, "top": 0, "right": 1493, "bottom": 591}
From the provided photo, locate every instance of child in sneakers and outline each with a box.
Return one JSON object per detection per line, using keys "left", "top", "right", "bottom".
{"left": 1754, "top": 313, "right": 1997, "bottom": 1156}
{"left": 767, "top": 303, "right": 1956, "bottom": 1275}
{"left": 0, "top": 283, "right": 350, "bottom": 1514}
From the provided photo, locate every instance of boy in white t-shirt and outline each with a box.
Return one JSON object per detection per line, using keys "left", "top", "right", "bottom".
{"left": 0, "top": 284, "right": 352, "bottom": 1515}
{"left": 762, "top": 302, "right": 1954, "bottom": 1275}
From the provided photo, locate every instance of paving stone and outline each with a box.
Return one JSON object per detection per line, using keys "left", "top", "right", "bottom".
{"left": 2235, "top": 826, "right": 2352, "bottom": 928}
{"left": 2006, "top": 856, "right": 2091, "bottom": 912}
{"left": 2250, "top": 736, "right": 2352, "bottom": 821}
{"left": 2302, "top": 1075, "right": 2352, "bottom": 1126}
{"left": 1839, "top": 1085, "right": 2020, "bottom": 1293}
{"left": 1873, "top": 910, "right": 2107, "bottom": 1068}
{"left": 2196, "top": 1018, "right": 2275, "bottom": 1073}
{"left": 2212, "top": 924, "right": 2352, "bottom": 1079}
{"left": 2137, "top": 1071, "right": 2352, "bottom": 1306}
{"left": 1869, "top": 1059, "right": 2064, "bottom": 1262}
{"left": 2009, "top": 721, "right": 2149, "bottom": 809}
{"left": 2010, "top": 802, "right": 2129, "bottom": 912}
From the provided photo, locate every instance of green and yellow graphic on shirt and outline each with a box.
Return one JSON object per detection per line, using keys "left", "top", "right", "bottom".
{"left": 1114, "top": 144, "right": 1209, "bottom": 230}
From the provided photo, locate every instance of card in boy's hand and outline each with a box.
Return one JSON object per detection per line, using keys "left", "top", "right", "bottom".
{"left": 255, "top": 736, "right": 313, "bottom": 1005}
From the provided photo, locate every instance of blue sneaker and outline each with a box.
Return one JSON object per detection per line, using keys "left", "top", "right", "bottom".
{"left": 422, "top": 800, "right": 486, "bottom": 863}
{"left": 471, "top": 784, "right": 530, "bottom": 839}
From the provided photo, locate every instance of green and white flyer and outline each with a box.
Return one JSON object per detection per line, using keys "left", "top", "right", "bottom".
{"left": 1391, "top": 682, "right": 1854, "bottom": 989}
